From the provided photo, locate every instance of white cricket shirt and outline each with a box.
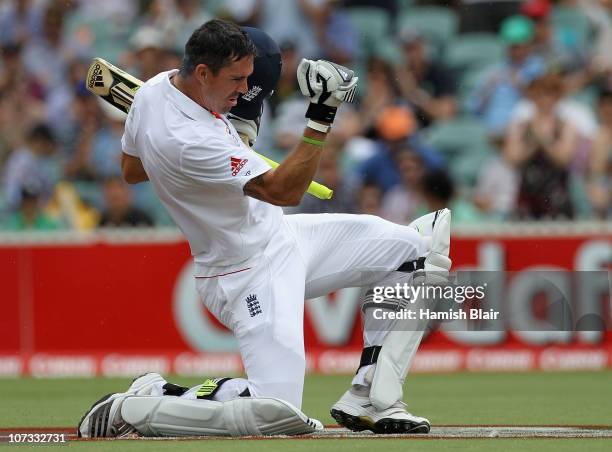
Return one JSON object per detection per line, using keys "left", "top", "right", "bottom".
{"left": 121, "top": 70, "right": 283, "bottom": 266}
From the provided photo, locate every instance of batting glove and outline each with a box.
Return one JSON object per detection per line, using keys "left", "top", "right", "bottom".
{"left": 297, "top": 59, "right": 358, "bottom": 125}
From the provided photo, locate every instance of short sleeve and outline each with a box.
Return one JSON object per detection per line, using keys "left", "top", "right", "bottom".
{"left": 121, "top": 105, "right": 139, "bottom": 157}
{"left": 180, "top": 138, "right": 272, "bottom": 193}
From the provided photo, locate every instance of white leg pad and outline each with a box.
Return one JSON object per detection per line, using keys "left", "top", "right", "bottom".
{"left": 121, "top": 396, "right": 318, "bottom": 437}
{"left": 369, "top": 209, "right": 452, "bottom": 411}
{"left": 368, "top": 328, "right": 427, "bottom": 411}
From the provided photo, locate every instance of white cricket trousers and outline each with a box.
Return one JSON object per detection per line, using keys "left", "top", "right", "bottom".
{"left": 194, "top": 214, "right": 427, "bottom": 409}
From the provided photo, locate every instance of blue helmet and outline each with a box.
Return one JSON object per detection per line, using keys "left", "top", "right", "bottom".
{"left": 230, "top": 27, "right": 282, "bottom": 121}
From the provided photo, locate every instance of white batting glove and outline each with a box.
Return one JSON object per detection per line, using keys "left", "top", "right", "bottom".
{"left": 297, "top": 59, "right": 358, "bottom": 124}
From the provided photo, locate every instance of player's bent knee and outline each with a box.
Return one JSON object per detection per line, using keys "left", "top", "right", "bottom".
{"left": 395, "top": 223, "right": 425, "bottom": 243}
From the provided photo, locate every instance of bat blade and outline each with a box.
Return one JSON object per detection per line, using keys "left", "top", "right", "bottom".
{"left": 86, "top": 58, "right": 143, "bottom": 114}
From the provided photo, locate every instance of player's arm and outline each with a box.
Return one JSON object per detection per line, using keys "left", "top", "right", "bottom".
{"left": 243, "top": 59, "right": 357, "bottom": 206}
{"left": 244, "top": 127, "right": 328, "bottom": 206}
{"left": 121, "top": 152, "right": 149, "bottom": 184}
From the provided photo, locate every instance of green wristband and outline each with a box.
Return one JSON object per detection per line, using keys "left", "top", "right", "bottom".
{"left": 302, "top": 136, "right": 325, "bottom": 147}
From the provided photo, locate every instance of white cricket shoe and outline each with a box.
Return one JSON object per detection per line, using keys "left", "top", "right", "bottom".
{"left": 309, "top": 417, "right": 324, "bottom": 432}
{"left": 77, "top": 392, "right": 136, "bottom": 438}
{"left": 330, "top": 390, "right": 430, "bottom": 434}
{"left": 77, "top": 373, "right": 166, "bottom": 438}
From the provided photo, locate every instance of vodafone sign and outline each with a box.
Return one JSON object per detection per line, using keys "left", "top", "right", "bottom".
{"left": 0, "top": 225, "right": 610, "bottom": 375}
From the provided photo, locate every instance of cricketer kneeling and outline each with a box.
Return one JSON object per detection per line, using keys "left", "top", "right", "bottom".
{"left": 79, "top": 20, "right": 452, "bottom": 437}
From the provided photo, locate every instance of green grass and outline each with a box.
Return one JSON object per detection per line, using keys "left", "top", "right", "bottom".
{"left": 304, "top": 371, "right": 612, "bottom": 426}
{"left": 6, "top": 439, "right": 612, "bottom": 452}
{"left": 1, "top": 371, "right": 610, "bottom": 451}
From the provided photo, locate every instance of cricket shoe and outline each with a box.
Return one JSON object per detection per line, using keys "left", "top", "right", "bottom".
{"left": 330, "top": 389, "right": 430, "bottom": 434}
{"left": 308, "top": 417, "right": 325, "bottom": 432}
{"left": 77, "top": 392, "right": 136, "bottom": 438}
{"left": 408, "top": 209, "right": 451, "bottom": 285}
{"left": 77, "top": 373, "right": 167, "bottom": 438}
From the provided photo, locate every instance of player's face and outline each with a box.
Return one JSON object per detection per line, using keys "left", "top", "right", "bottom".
{"left": 202, "top": 55, "right": 253, "bottom": 113}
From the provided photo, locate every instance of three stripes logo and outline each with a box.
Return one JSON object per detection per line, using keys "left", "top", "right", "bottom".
{"left": 86, "top": 61, "right": 137, "bottom": 113}
{"left": 88, "top": 63, "right": 104, "bottom": 90}
{"left": 245, "top": 294, "right": 262, "bottom": 317}
{"left": 230, "top": 156, "right": 248, "bottom": 176}
{"left": 110, "top": 82, "right": 136, "bottom": 112}
{"left": 343, "top": 86, "right": 356, "bottom": 103}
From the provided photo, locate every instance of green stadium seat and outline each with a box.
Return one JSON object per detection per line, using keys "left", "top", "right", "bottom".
{"left": 423, "top": 117, "right": 491, "bottom": 159}
{"left": 444, "top": 33, "right": 505, "bottom": 73}
{"left": 204, "top": 0, "right": 226, "bottom": 15}
{"left": 350, "top": 60, "right": 368, "bottom": 99}
{"left": 347, "top": 8, "right": 392, "bottom": 59}
{"left": 569, "top": 173, "right": 595, "bottom": 219}
{"left": 456, "top": 65, "right": 497, "bottom": 113}
{"left": 65, "top": 13, "right": 130, "bottom": 63}
{"left": 73, "top": 181, "right": 104, "bottom": 211}
{"left": 397, "top": 6, "right": 458, "bottom": 52}
{"left": 450, "top": 145, "right": 495, "bottom": 188}
{"left": 571, "top": 86, "right": 598, "bottom": 112}
{"left": 0, "top": 193, "right": 8, "bottom": 226}
{"left": 132, "top": 184, "right": 174, "bottom": 226}
{"left": 550, "top": 6, "right": 592, "bottom": 52}
{"left": 373, "top": 36, "right": 402, "bottom": 65}
{"left": 397, "top": 0, "right": 415, "bottom": 10}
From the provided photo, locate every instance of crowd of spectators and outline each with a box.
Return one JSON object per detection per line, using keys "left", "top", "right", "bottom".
{"left": 0, "top": 0, "right": 609, "bottom": 231}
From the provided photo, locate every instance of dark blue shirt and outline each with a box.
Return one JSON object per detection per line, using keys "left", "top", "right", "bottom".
{"left": 357, "top": 136, "right": 445, "bottom": 193}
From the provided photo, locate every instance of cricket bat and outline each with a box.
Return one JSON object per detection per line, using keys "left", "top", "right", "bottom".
{"left": 86, "top": 58, "right": 333, "bottom": 200}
